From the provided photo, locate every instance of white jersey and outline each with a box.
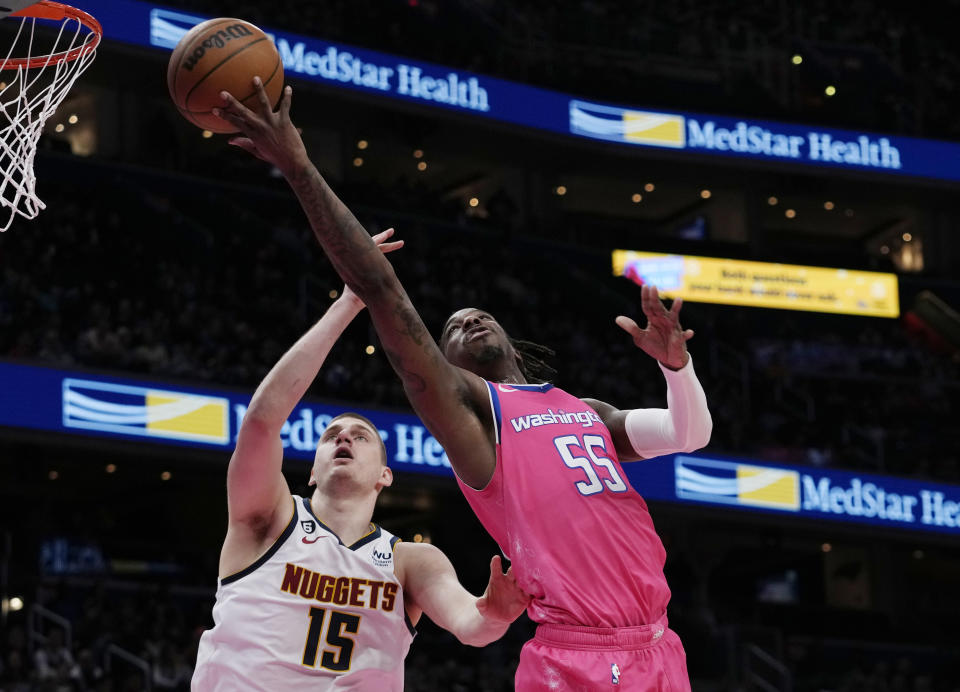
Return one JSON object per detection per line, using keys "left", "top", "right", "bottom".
{"left": 193, "top": 495, "right": 415, "bottom": 691}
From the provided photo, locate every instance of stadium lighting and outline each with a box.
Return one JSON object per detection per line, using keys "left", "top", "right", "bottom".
{"left": 555, "top": 185, "right": 567, "bottom": 196}
{"left": 644, "top": 182, "right": 655, "bottom": 192}
{"left": 902, "top": 232, "right": 913, "bottom": 242}
{"left": 105, "top": 464, "right": 116, "bottom": 474}
{"left": 785, "top": 208, "right": 796, "bottom": 219}
{"left": 353, "top": 157, "right": 363, "bottom": 167}
{"left": 825, "top": 85, "right": 837, "bottom": 96}
{"left": 161, "top": 471, "right": 171, "bottom": 481}
{"left": 413, "top": 149, "right": 424, "bottom": 159}
{"left": 767, "top": 196, "right": 778, "bottom": 206}
{"left": 48, "top": 470, "right": 58, "bottom": 480}
{"left": 54, "top": 123, "right": 64, "bottom": 133}
{"left": 365, "top": 345, "right": 375, "bottom": 355}
{"left": 791, "top": 54, "right": 803, "bottom": 65}
{"left": 468, "top": 197, "right": 479, "bottom": 207}
{"left": 417, "top": 161, "right": 427, "bottom": 171}
{"left": 328, "top": 289, "right": 338, "bottom": 299}
{"left": 68, "top": 114, "right": 78, "bottom": 124}
{"left": 631, "top": 193, "right": 642, "bottom": 203}
{"left": 821, "top": 542, "right": 832, "bottom": 552}
{"left": 201, "top": 130, "right": 213, "bottom": 138}
{"left": 824, "top": 201, "right": 835, "bottom": 210}
{"left": 357, "top": 139, "right": 368, "bottom": 149}
{"left": 9, "top": 597, "right": 23, "bottom": 612}
{"left": 700, "top": 189, "right": 712, "bottom": 199}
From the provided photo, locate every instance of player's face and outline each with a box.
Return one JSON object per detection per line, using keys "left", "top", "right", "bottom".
{"left": 311, "top": 418, "right": 390, "bottom": 491}
{"left": 440, "top": 308, "right": 512, "bottom": 372}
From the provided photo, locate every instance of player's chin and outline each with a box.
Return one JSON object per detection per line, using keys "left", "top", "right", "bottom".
{"left": 473, "top": 343, "right": 506, "bottom": 364}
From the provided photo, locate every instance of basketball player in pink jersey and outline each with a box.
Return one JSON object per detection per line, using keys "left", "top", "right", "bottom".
{"left": 192, "top": 229, "right": 531, "bottom": 691}
{"left": 217, "top": 80, "right": 712, "bottom": 690}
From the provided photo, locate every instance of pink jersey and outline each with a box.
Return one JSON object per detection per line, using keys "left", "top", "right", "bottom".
{"left": 456, "top": 381, "right": 671, "bottom": 628}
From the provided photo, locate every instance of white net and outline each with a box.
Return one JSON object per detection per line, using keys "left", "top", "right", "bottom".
{"left": 0, "top": 4, "right": 99, "bottom": 231}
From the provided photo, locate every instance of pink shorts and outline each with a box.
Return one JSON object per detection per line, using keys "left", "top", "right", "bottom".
{"left": 514, "top": 616, "right": 691, "bottom": 692}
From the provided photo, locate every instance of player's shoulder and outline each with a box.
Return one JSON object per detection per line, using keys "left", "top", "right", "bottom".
{"left": 580, "top": 397, "right": 615, "bottom": 414}
{"left": 394, "top": 539, "right": 443, "bottom": 559}
{"left": 393, "top": 540, "right": 448, "bottom": 577}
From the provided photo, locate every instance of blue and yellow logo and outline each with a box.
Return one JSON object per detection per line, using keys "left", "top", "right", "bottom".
{"left": 570, "top": 100, "right": 686, "bottom": 148}
{"left": 675, "top": 456, "right": 800, "bottom": 511}
{"left": 62, "top": 379, "right": 229, "bottom": 445}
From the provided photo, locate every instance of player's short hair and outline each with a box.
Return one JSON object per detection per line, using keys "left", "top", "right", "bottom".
{"left": 326, "top": 412, "right": 388, "bottom": 466}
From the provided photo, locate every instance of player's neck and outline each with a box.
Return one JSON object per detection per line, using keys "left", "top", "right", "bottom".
{"left": 497, "top": 368, "right": 527, "bottom": 385}
{"left": 309, "top": 489, "right": 377, "bottom": 546}
{"left": 476, "top": 361, "right": 526, "bottom": 384}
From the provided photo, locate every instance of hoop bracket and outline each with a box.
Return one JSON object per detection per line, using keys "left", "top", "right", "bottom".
{"left": 0, "top": 0, "right": 100, "bottom": 230}
{"left": 4, "top": 1, "right": 101, "bottom": 69}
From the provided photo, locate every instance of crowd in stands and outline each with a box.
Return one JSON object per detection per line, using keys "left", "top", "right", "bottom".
{"left": 0, "top": 580, "right": 200, "bottom": 691}
{"left": 1, "top": 556, "right": 955, "bottom": 690}
{"left": 4, "top": 3, "right": 960, "bottom": 690}
{"left": 792, "top": 646, "right": 958, "bottom": 692}
{"left": 158, "top": 0, "right": 960, "bottom": 141}
{"left": 0, "top": 576, "right": 529, "bottom": 691}
{"left": 2, "top": 159, "right": 958, "bottom": 484}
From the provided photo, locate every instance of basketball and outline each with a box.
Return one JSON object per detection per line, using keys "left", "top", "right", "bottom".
{"left": 167, "top": 18, "right": 284, "bottom": 133}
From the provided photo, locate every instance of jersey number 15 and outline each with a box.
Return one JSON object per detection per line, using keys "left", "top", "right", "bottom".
{"left": 302, "top": 607, "right": 359, "bottom": 671}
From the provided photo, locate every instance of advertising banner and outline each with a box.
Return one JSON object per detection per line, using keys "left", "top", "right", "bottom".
{"left": 86, "top": 0, "right": 960, "bottom": 183}
{"left": 4, "top": 362, "right": 957, "bottom": 534}
{"left": 612, "top": 250, "right": 900, "bottom": 317}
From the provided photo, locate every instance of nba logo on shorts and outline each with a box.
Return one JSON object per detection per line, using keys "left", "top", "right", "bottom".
{"left": 611, "top": 663, "right": 620, "bottom": 684}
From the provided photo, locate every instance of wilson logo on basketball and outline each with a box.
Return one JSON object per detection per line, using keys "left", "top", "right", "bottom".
{"left": 183, "top": 24, "right": 254, "bottom": 71}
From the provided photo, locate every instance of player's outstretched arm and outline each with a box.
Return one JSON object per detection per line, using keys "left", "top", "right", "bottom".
{"left": 397, "top": 544, "right": 530, "bottom": 647}
{"left": 227, "top": 230, "right": 402, "bottom": 531}
{"left": 216, "top": 79, "right": 497, "bottom": 489}
{"left": 583, "top": 284, "right": 712, "bottom": 462}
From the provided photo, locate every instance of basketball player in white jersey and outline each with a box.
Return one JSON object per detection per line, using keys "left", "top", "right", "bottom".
{"left": 192, "top": 229, "right": 531, "bottom": 690}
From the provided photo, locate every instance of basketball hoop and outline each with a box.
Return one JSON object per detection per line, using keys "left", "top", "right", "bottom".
{"left": 0, "top": 1, "right": 101, "bottom": 232}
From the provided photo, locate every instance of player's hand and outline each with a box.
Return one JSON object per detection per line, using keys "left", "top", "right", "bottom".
{"left": 475, "top": 556, "right": 531, "bottom": 623}
{"left": 214, "top": 78, "right": 309, "bottom": 177}
{"left": 615, "top": 284, "right": 693, "bottom": 370}
{"left": 339, "top": 228, "right": 404, "bottom": 308}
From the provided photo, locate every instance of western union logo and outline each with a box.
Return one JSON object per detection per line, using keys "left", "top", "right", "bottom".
{"left": 62, "top": 379, "right": 229, "bottom": 445}
{"left": 570, "top": 100, "right": 686, "bottom": 149}
{"left": 675, "top": 456, "right": 800, "bottom": 511}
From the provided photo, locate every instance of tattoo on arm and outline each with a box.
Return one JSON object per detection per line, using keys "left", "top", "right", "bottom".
{"left": 288, "top": 166, "right": 378, "bottom": 287}
{"left": 287, "top": 166, "right": 446, "bottom": 404}
{"left": 383, "top": 348, "right": 428, "bottom": 394}
{"left": 392, "top": 300, "right": 427, "bottom": 347}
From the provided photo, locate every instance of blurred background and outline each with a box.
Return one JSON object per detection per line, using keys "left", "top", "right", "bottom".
{"left": 1, "top": 0, "right": 959, "bottom": 690}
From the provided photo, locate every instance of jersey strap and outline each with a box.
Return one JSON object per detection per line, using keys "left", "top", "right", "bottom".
{"left": 221, "top": 497, "right": 298, "bottom": 586}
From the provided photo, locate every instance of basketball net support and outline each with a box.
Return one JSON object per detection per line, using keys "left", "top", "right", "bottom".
{"left": 0, "top": 1, "right": 101, "bottom": 232}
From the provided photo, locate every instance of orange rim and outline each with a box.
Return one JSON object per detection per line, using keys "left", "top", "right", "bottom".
{"left": 4, "top": 1, "right": 101, "bottom": 69}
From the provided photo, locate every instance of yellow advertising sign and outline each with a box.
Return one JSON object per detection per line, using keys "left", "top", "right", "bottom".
{"left": 612, "top": 250, "right": 899, "bottom": 317}
{"left": 621, "top": 110, "right": 686, "bottom": 148}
